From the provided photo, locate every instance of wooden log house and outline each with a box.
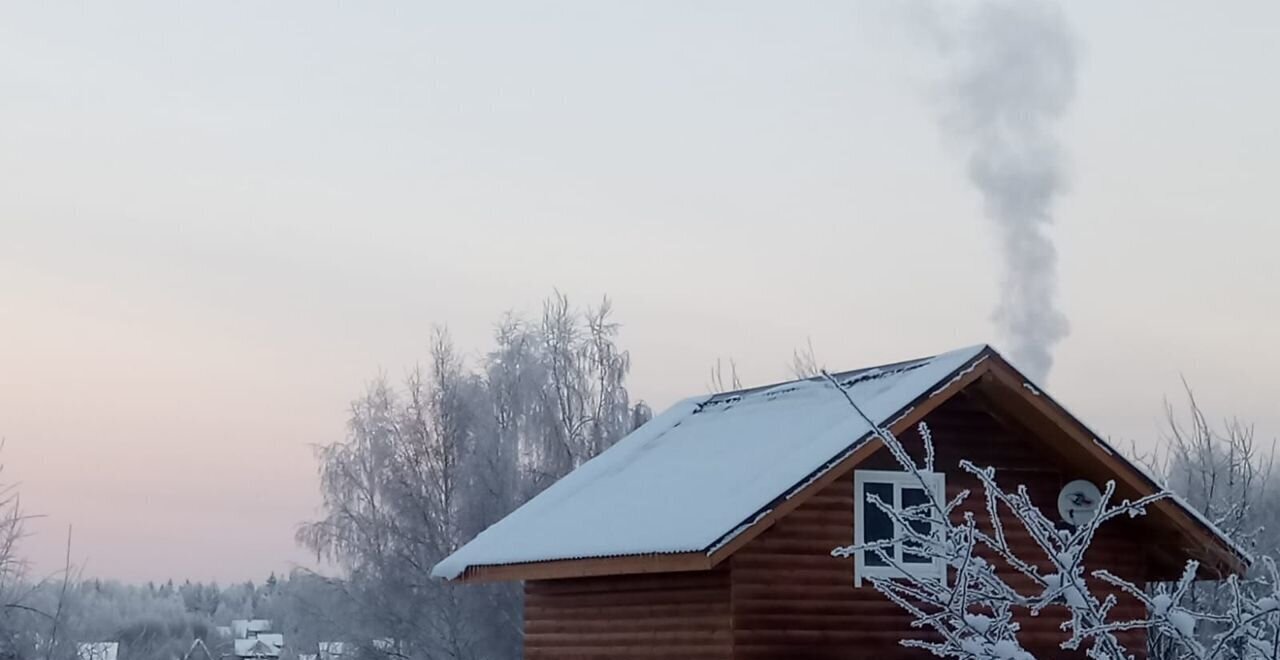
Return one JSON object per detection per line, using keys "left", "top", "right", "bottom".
{"left": 433, "top": 345, "right": 1247, "bottom": 659}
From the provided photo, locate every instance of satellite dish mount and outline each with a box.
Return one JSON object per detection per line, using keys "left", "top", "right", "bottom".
{"left": 1057, "top": 479, "right": 1102, "bottom": 528}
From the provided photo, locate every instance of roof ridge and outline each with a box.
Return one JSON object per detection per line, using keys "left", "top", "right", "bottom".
{"left": 702, "top": 344, "right": 990, "bottom": 404}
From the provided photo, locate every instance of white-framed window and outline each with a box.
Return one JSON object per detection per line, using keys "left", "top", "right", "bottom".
{"left": 853, "top": 469, "right": 946, "bottom": 586}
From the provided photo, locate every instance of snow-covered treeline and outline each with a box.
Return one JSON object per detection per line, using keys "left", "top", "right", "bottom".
{"left": 2, "top": 575, "right": 343, "bottom": 660}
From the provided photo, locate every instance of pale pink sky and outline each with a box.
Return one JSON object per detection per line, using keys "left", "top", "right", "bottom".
{"left": 2, "top": 2, "right": 1278, "bottom": 582}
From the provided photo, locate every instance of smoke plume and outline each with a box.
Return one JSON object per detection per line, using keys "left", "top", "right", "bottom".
{"left": 926, "top": 0, "right": 1076, "bottom": 383}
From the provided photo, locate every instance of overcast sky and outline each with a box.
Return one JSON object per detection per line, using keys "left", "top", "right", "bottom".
{"left": 2, "top": 1, "right": 1277, "bottom": 583}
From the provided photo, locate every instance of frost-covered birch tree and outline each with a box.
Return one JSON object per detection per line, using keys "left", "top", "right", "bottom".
{"left": 298, "top": 293, "right": 647, "bottom": 660}
{"left": 1141, "top": 385, "right": 1279, "bottom": 659}
{"left": 1145, "top": 384, "right": 1277, "bottom": 556}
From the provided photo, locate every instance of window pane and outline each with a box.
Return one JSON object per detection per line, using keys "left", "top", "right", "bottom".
{"left": 901, "top": 487, "right": 932, "bottom": 565}
{"left": 863, "top": 482, "right": 893, "bottom": 566}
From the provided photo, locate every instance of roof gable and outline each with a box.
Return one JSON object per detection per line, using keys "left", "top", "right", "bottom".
{"left": 433, "top": 344, "right": 1248, "bottom": 583}
{"left": 235, "top": 639, "right": 280, "bottom": 658}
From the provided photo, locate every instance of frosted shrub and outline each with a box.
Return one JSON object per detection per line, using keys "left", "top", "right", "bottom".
{"left": 824, "top": 373, "right": 1279, "bottom": 660}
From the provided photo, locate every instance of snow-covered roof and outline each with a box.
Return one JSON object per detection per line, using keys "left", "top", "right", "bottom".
{"left": 256, "top": 634, "right": 284, "bottom": 648}
{"left": 232, "top": 619, "right": 273, "bottom": 639}
{"left": 432, "top": 345, "right": 988, "bottom": 580}
{"left": 235, "top": 639, "right": 281, "bottom": 658}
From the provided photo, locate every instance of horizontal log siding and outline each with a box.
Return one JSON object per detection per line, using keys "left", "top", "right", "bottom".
{"left": 730, "top": 392, "right": 1151, "bottom": 659}
{"left": 524, "top": 568, "right": 732, "bottom": 659}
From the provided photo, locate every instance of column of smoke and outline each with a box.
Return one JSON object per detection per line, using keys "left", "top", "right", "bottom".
{"left": 923, "top": 0, "right": 1076, "bottom": 383}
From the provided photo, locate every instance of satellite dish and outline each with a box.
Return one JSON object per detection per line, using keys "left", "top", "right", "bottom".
{"left": 1058, "top": 480, "right": 1102, "bottom": 527}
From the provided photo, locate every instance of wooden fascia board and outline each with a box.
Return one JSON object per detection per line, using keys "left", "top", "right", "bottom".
{"left": 978, "top": 358, "right": 1247, "bottom": 576}
{"left": 455, "top": 551, "right": 712, "bottom": 583}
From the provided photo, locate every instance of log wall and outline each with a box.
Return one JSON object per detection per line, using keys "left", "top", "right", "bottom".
{"left": 524, "top": 567, "right": 732, "bottom": 659}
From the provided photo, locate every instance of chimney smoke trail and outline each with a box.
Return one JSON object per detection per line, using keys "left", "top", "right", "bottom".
{"left": 926, "top": 0, "right": 1076, "bottom": 382}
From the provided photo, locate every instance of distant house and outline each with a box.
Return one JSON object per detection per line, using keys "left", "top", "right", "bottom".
{"left": 255, "top": 634, "right": 284, "bottom": 649}
{"left": 433, "top": 345, "right": 1249, "bottom": 659}
{"left": 231, "top": 620, "right": 273, "bottom": 640}
{"left": 215, "top": 626, "right": 233, "bottom": 639}
{"left": 317, "top": 641, "right": 345, "bottom": 660}
{"left": 234, "top": 638, "right": 281, "bottom": 660}
{"left": 311, "top": 639, "right": 395, "bottom": 660}
{"left": 228, "top": 619, "right": 283, "bottom": 660}
{"left": 77, "top": 643, "right": 119, "bottom": 660}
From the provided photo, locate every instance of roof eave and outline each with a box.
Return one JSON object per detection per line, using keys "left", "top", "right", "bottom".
{"left": 450, "top": 550, "right": 713, "bottom": 583}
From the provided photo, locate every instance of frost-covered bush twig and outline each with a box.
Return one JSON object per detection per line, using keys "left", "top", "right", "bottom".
{"left": 822, "top": 372, "right": 1276, "bottom": 660}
